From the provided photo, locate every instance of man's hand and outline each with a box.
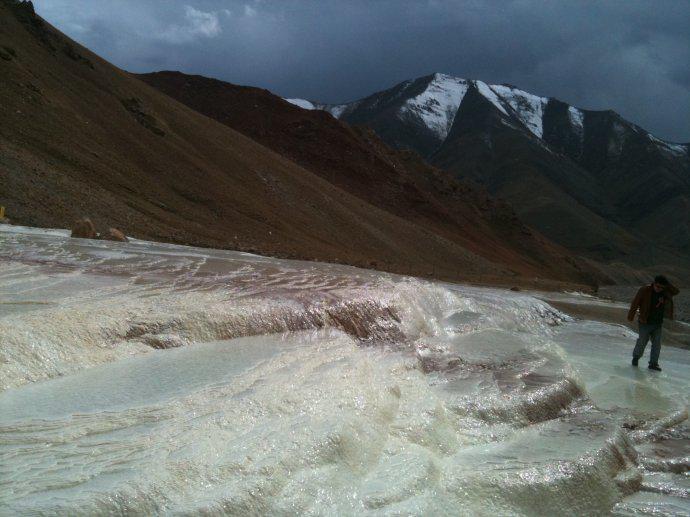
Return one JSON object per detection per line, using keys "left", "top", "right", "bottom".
{"left": 629, "top": 287, "right": 643, "bottom": 323}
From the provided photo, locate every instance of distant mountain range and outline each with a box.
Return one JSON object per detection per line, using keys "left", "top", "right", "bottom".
{"left": 289, "top": 73, "right": 690, "bottom": 281}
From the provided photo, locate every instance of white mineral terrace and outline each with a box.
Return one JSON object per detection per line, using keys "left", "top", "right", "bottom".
{"left": 0, "top": 224, "right": 688, "bottom": 515}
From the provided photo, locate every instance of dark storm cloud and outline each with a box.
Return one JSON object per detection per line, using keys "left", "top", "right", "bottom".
{"left": 33, "top": 0, "right": 690, "bottom": 141}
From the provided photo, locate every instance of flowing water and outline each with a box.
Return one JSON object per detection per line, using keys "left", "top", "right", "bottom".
{"left": 1, "top": 225, "right": 688, "bottom": 515}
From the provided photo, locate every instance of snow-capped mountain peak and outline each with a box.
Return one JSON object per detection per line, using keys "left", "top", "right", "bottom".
{"left": 285, "top": 73, "right": 687, "bottom": 159}
{"left": 393, "top": 76, "right": 555, "bottom": 141}
{"left": 284, "top": 74, "right": 553, "bottom": 142}
{"left": 398, "top": 73, "right": 470, "bottom": 140}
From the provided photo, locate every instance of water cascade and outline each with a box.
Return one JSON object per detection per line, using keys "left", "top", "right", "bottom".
{"left": 1, "top": 225, "right": 688, "bottom": 514}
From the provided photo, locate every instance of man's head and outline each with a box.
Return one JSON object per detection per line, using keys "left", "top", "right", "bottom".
{"left": 653, "top": 275, "right": 669, "bottom": 292}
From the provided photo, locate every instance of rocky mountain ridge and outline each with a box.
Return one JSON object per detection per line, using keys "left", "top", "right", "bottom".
{"left": 289, "top": 73, "right": 690, "bottom": 281}
{"left": 288, "top": 73, "right": 687, "bottom": 159}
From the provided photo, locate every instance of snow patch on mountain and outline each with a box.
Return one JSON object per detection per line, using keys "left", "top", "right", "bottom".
{"left": 490, "top": 84, "right": 547, "bottom": 138}
{"left": 474, "top": 81, "right": 509, "bottom": 117}
{"left": 327, "top": 104, "right": 351, "bottom": 119}
{"left": 608, "top": 121, "right": 627, "bottom": 157}
{"left": 568, "top": 106, "right": 585, "bottom": 134}
{"left": 398, "top": 73, "right": 469, "bottom": 140}
{"left": 284, "top": 98, "right": 354, "bottom": 119}
{"left": 648, "top": 134, "right": 688, "bottom": 156}
{"left": 286, "top": 98, "right": 316, "bottom": 110}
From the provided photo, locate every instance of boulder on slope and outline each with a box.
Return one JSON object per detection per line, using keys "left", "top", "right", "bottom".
{"left": 70, "top": 218, "right": 97, "bottom": 239}
{"left": 102, "top": 227, "right": 128, "bottom": 242}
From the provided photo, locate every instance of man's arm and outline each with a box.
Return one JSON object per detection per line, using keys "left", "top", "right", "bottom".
{"left": 628, "top": 287, "right": 643, "bottom": 322}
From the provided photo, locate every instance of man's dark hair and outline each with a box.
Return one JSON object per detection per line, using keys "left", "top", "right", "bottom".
{"left": 654, "top": 275, "right": 669, "bottom": 285}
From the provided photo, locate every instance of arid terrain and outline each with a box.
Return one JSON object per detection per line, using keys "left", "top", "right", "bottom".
{"left": 0, "top": 0, "right": 598, "bottom": 288}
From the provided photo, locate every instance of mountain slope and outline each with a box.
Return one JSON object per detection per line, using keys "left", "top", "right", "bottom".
{"left": 433, "top": 84, "right": 636, "bottom": 258}
{"left": 0, "top": 1, "right": 596, "bottom": 286}
{"left": 137, "top": 71, "right": 597, "bottom": 284}
{"left": 292, "top": 73, "right": 690, "bottom": 278}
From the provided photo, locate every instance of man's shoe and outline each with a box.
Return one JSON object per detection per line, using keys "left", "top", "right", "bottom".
{"left": 632, "top": 356, "right": 639, "bottom": 367}
{"left": 648, "top": 364, "right": 662, "bottom": 372}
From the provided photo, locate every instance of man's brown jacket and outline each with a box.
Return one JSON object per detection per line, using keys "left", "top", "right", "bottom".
{"left": 628, "top": 283, "right": 680, "bottom": 323}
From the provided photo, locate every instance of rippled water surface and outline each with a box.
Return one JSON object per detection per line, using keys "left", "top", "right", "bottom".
{"left": 1, "top": 225, "right": 688, "bottom": 515}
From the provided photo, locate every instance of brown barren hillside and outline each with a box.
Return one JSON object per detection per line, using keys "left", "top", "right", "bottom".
{"left": 0, "top": 0, "right": 595, "bottom": 286}
{"left": 138, "top": 71, "right": 600, "bottom": 285}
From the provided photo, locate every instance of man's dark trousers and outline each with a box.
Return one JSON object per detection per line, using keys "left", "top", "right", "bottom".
{"left": 633, "top": 323, "right": 662, "bottom": 365}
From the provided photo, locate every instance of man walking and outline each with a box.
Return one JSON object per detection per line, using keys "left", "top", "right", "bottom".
{"left": 628, "top": 275, "right": 679, "bottom": 371}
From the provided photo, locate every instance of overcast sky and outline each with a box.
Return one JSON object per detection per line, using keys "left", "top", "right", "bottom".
{"left": 33, "top": 0, "right": 690, "bottom": 142}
